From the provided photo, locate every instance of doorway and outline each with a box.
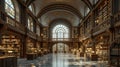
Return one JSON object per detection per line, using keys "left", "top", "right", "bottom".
{"left": 52, "top": 43, "right": 69, "bottom": 53}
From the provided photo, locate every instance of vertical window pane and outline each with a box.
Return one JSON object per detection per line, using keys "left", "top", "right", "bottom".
{"left": 28, "top": 17, "right": 34, "bottom": 32}
{"left": 28, "top": 19, "right": 31, "bottom": 30}
{"left": 31, "top": 22, "right": 33, "bottom": 32}
{"left": 37, "top": 25, "right": 40, "bottom": 36}
{"left": 5, "top": 0, "right": 15, "bottom": 18}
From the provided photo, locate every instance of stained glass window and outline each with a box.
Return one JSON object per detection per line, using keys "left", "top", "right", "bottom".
{"left": 52, "top": 25, "right": 69, "bottom": 39}
{"left": 5, "top": 0, "right": 15, "bottom": 18}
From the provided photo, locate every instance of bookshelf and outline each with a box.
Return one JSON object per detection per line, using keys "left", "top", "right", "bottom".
{"left": 0, "top": 35, "right": 20, "bottom": 58}
{"left": 95, "top": 0, "right": 111, "bottom": 25}
{"left": 26, "top": 39, "right": 38, "bottom": 60}
{"left": 26, "top": 39, "right": 37, "bottom": 54}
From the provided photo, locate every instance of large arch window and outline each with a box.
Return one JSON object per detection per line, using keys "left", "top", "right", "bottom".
{"left": 5, "top": 0, "right": 15, "bottom": 18}
{"left": 52, "top": 25, "right": 69, "bottom": 40}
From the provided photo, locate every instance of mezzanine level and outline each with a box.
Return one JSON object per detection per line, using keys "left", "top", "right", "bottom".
{"left": 41, "top": 38, "right": 79, "bottom": 42}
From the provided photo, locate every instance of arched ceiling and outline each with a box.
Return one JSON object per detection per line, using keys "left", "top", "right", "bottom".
{"left": 41, "top": 10, "right": 79, "bottom": 26}
{"left": 26, "top": 0, "right": 99, "bottom": 26}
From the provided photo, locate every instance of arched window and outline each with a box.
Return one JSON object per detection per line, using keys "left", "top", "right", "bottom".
{"left": 5, "top": 0, "right": 15, "bottom": 18}
{"left": 29, "top": 5, "right": 33, "bottom": 11}
{"left": 28, "top": 17, "right": 34, "bottom": 32}
{"left": 84, "top": 7, "right": 90, "bottom": 16}
{"left": 29, "top": 4, "right": 35, "bottom": 13}
{"left": 52, "top": 25, "right": 69, "bottom": 40}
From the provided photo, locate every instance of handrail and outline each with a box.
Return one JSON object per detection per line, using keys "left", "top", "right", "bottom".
{"left": 42, "top": 38, "right": 79, "bottom": 42}
{"left": 52, "top": 38, "right": 70, "bottom": 41}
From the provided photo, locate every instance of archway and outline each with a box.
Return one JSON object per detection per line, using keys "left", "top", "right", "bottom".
{"left": 52, "top": 43, "right": 69, "bottom": 53}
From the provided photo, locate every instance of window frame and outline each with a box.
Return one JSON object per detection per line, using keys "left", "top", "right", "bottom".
{"left": 28, "top": 4, "right": 35, "bottom": 14}
{"left": 27, "top": 16, "right": 34, "bottom": 32}
{"left": 5, "top": 0, "right": 15, "bottom": 18}
{"left": 52, "top": 24, "right": 69, "bottom": 39}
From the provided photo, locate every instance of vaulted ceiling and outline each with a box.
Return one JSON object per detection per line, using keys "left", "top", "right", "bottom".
{"left": 26, "top": 0, "right": 99, "bottom": 26}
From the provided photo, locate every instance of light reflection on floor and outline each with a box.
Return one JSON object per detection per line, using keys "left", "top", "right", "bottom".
{"left": 18, "top": 53, "right": 108, "bottom": 67}
{"left": 52, "top": 53, "right": 69, "bottom": 67}
{"left": 52, "top": 53, "right": 108, "bottom": 67}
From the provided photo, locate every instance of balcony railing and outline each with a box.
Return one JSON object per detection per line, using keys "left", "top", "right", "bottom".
{"left": 41, "top": 38, "right": 79, "bottom": 42}
{"left": 52, "top": 38, "right": 70, "bottom": 41}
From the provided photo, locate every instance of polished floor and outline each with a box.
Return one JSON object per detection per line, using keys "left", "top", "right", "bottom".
{"left": 18, "top": 53, "right": 108, "bottom": 67}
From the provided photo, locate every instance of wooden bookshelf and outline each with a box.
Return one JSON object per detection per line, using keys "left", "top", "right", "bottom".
{"left": 0, "top": 35, "right": 21, "bottom": 58}
{"left": 95, "top": 0, "right": 111, "bottom": 25}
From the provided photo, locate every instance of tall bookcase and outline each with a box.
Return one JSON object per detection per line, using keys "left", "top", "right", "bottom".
{"left": 0, "top": 35, "right": 21, "bottom": 58}
{"left": 95, "top": 0, "right": 111, "bottom": 25}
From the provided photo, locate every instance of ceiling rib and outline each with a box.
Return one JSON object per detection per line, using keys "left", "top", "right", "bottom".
{"left": 37, "top": 4, "right": 83, "bottom": 19}
{"left": 81, "top": 0, "right": 93, "bottom": 10}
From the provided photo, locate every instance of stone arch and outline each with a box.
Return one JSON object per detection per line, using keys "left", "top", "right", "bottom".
{"left": 52, "top": 42, "right": 69, "bottom": 53}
